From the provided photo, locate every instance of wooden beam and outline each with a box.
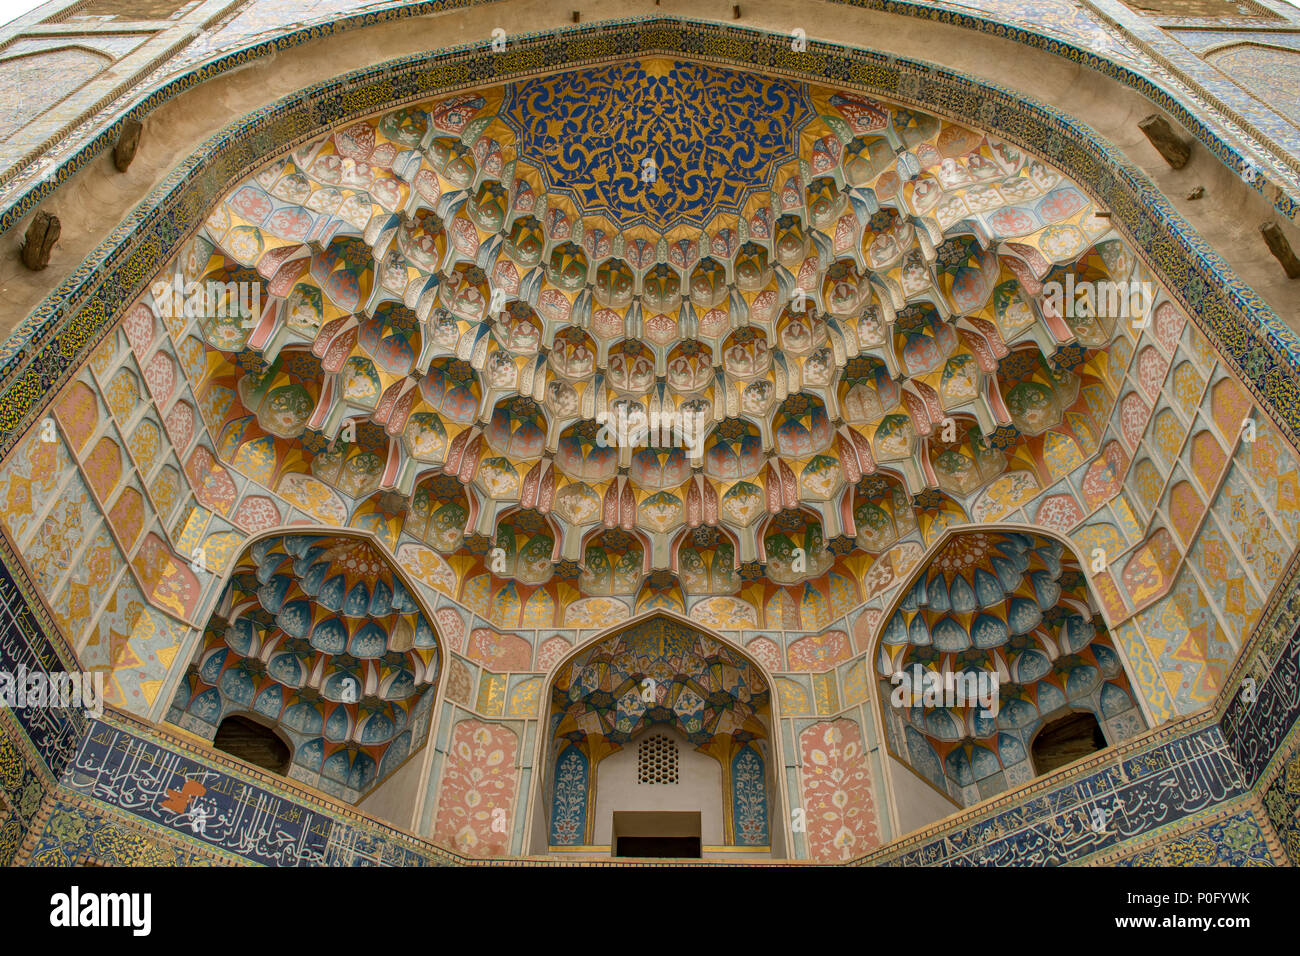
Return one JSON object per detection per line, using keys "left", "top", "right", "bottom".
{"left": 112, "top": 118, "right": 143, "bottom": 172}
{"left": 1137, "top": 114, "right": 1191, "bottom": 169}
{"left": 20, "top": 211, "right": 59, "bottom": 271}
{"left": 1261, "top": 221, "right": 1300, "bottom": 279}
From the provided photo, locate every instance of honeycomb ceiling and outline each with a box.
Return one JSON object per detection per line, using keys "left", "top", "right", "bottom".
{"left": 173, "top": 57, "right": 1132, "bottom": 605}
{"left": 175, "top": 533, "right": 440, "bottom": 797}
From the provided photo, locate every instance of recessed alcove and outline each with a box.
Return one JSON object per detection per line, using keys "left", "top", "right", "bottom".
{"left": 1031, "top": 711, "right": 1108, "bottom": 777}
{"left": 213, "top": 714, "right": 291, "bottom": 775}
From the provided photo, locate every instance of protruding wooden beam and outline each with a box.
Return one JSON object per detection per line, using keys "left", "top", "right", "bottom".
{"left": 113, "top": 118, "right": 143, "bottom": 172}
{"left": 1138, "top": 114, "right": 1191, "bottom": 170}
{"left": 1261, "top": 221, "right": 1300, "bottom": 279}
{"left": 20, "top": 211, "right": 59, "bottom": 271}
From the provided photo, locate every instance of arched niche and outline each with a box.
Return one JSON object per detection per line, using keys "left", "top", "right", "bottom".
{"left": 872, "top": 527, "right": 1147, "bottom": 831}
{"left": 527, "top": 613, "right": 785, "bottom": 860}
{"left": 213, "top": 712, "right": 293, "bottom": 774}
{"left": 166, "top": 530, "right": 445, "bottom": 811}
{"left": 1030, "top": 709, "right": 1107, "bottom": 776}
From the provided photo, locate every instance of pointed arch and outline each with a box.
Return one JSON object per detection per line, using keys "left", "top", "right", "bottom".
{"left": 525, "top": 610, "right": 787, "bottom": 858}
{"left": 871, "top": 523, "right": 1147, "bottom": 814}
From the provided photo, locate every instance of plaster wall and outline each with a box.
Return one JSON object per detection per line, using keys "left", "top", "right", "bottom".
{"left": 358, "top": 742, "right": 431, "bottom": 831}
{"left": 592, "top": 727, "right": 726, "bottom": 848}
{"left": 886, "top": 753, "right": 961, "bottom": 838}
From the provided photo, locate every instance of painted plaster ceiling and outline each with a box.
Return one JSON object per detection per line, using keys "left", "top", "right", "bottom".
{"left": 878, "top": 529, "right": 1141, "bottom": 803}
{"left": 550, "top": 615, "right": 770, "bottom": 750}
{"left": 173, "top": 533, "right": 440, "bottom": 798}
{"left": 167, "top": 57, "right": 1135, "bottom": 609}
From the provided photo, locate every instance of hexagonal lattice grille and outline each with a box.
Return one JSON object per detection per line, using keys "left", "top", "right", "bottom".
{"left": 637, "top": 733, "right": 679, "bottom": 785}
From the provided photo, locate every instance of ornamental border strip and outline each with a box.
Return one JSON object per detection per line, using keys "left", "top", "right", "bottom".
{"left": 829, "top": 0, "right": 1300, "bottom": 195}
{"left": 853, "top": 711, "right": 1214, "bottom": 861}
{"left": 0, "top": 722, "right": 51, "bottom": 866}
{"left": 76, "top": 713, "right": 470, "bottom": 867}
{"left": 33, "top": 791, "right": 253, "bottom": 866}
{"left": 1083, "top": 799, "right": 1282, "bottom": 867}
{"left": 1219, "top": 542, "right": 1300, "bottom": 791}
{"left": 0, "top": 537, "right": 88, "bottom": 776}
{"left": 860, "top": 723, "right": 1251, "bottom": 866}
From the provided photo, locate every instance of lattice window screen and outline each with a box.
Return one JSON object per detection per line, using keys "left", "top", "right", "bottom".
{"left": 636, "top": 733, "right": 679, "bottom": 784}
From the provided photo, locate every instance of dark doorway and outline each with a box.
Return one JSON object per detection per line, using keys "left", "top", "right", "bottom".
{"left": 213, "top": 714, "right": 291, "bottom": 774}
{"left": 615, "top": 836, "right": 702, "bottom": 858}
{"left": 611, "top": 810, "right": 702, "bottom": 858}
{"left": 1031, "top": 711, "right": 1106, "bottom": 776}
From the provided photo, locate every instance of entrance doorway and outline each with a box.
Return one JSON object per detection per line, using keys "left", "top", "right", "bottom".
{"left": 612, "top": 811, "right": 702, "bottom": 859}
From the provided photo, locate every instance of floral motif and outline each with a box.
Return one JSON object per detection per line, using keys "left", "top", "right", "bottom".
{"left": 799, "top": 719, "right": 878, "bottom": 861}
{"left": 549, "top": 745, "right": 588, "bottom": 846}
{"left": 732, "top": 745, "right": 769, "bottom": 846}
{"left": 433, "top": 720, "right": 519, "bottom": 857}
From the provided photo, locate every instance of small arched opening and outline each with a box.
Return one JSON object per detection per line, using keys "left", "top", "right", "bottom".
{"left": 535, "top": 614, "right": 780, "bottom": 860}
{"left": 1030, "top": 710, "right": 1107, "bottom": 776}
{"left": 213, "top": 713, "right": 292, "bottom": 775}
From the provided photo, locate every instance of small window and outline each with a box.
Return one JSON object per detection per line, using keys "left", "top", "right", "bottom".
{"left": 1031, "top": 711, "right": 1106, "bottom": 776}
{"left": 213, "top": 714, "right": 292, "bottom": 775}
{"left": 636, "top": 733, "right": 679, "bottom": 785}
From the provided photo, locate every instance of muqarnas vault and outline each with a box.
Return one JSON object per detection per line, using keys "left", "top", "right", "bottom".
{"left": 1, "top": 3, "right": 1299, "bottom": 868}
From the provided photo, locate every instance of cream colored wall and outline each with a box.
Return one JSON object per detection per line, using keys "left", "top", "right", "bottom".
{"left": 592, "top": 727, "right": 724, "bottom": 848}
{"left": 357, "top": 743, "right": 430, "bottom": 831}
{"left": 4, "top": 0, "right": 1298, "bottom": 347}
{"left": 885, "top": 754, "right": 961, "bottom": 839}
